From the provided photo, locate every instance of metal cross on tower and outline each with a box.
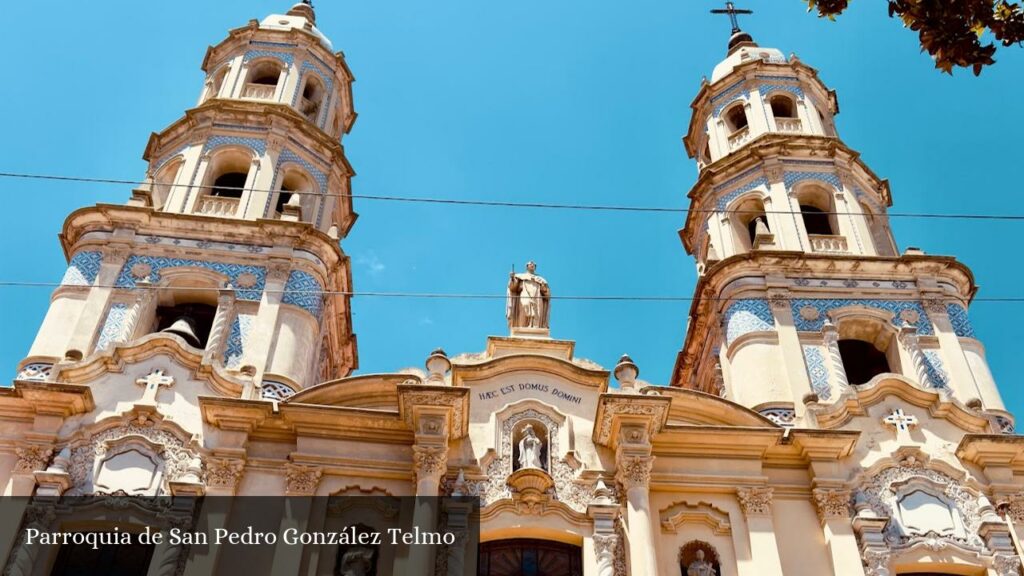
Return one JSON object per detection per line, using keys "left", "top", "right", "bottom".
{"left": 711, "top": 2, "right": 754, "bottom": 35}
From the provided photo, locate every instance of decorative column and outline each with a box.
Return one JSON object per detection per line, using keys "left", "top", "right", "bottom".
{"left": 812, "top": 487, "right": 865, "bottom": 576}
{"left": 3, "top": 504, "right": 57, "bottom": 576}
{"left": 766, "top": 287, "right": 814, "bottom": 416}
{"left": 851, "top": 494, "right": 891, "bottom": 576}
{"left": 243, "top": 259, "right": 291, "bottom": 394}
{"left": 593, "top": 394, "right": 669, "bottom": 576}
{"left": 897, "top": 323, "right": 935, "bottom": 389}
{"left": 976, "top": 494, "right": 1022, "bottom": 576}
{"left": 268, "top": 463, "right": 321, "bottom": 576}
{"left": 118, "top": 279, "right": 156, "bottom": 346}
{"left": 587, "top": 479, "right": 621, "bottom": 576}
{"left": 615, "top": 424, "right": 658, "bottom": 576}
{"left": 735, "top": 486, "right": 785, "bottom": 576}
{"left": 180, "top": 456, "right": 245, "bottom": 576}
{"left": 203, "top": 288, "right": 236, "bottom": 365}
{"left": 821, "top": 318, "right": 849, "bottom": 390}
{"left": 66, "top": 244, "right": 131, "bottom": 356}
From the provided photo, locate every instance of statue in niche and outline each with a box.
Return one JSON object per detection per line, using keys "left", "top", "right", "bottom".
{"left": 337, "top": 548, "right": 375, "bottom": 576}
{"left": 507, "top": 261, "right": 550, "bottom": 330}
{"left": 517, "top": 424, "right": 544, "bottom": 470}
{"left": 686, "top": 550, "right": 717, "bottom": 576}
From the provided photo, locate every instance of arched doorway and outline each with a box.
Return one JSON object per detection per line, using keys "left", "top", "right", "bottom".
{"left": 478, "top": 539, "right": 583, "bottom": 576}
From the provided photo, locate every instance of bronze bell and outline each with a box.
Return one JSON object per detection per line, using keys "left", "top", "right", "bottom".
{"left": 161, "top": 316, "right": 201, "bottom": 348}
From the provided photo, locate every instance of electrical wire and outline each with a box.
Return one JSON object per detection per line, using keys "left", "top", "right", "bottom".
{"left": 0, "top": 281, "right": 1022, "bottom": 303}
{"left": 2, "top": 171, "right": 1023, "bottom": 221}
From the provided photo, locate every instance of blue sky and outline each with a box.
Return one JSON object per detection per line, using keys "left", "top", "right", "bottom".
{"left": 1, "top": 1, "right": 1022, "bottom": 411}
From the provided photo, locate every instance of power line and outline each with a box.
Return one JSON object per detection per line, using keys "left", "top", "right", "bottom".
{"left": 1, "top": 281, "right": 1023, "bottom": 303}
{"left": 2, "top": 171, "right": 1023, "bottom": 221}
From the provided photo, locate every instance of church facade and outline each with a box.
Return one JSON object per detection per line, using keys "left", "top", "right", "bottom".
{"left": 2, "top": 2, "right": 1023, "bottom": 575}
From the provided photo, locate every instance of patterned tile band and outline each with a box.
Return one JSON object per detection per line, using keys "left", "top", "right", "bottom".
{"left": 790, "top": 299, "right": 934, "bottom": 335}
{"left": 61, "top": 251, "right": 103, "bottom": 286}
{"left": 243, "top": 49, "right": 295, "bottom": 65}
{"left": 802, "top": 345, "right": 831, "bottom": 400}
{"left": 224, "top": 312, "right": 256, "bottom": 368}
{"left": 95, "top": 303, "right": 129, "bottom": 351}
{"left": 946, "top": 303, "right": 975, "bottom": 338}
{"left": 282, "top": 270, "right": 324, "bottom": 319}
{"left": 922, "top": 350, "right": 949, "bottom": 388}
{"left": 723, "top": 299, "right": 775, "bottom": 345}
{"left": 115, "top": 255, "right": 267, "bottom": 301}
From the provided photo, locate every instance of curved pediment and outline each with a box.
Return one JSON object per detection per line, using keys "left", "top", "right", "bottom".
{"left": 807, "top": 374, "right": 992, "bottom": 433}
{"left": 286, "top": 373, "right": 416, "bottom": 409}
{"left": 453, "top": 353, "right": 608, "bottom": 390}
{"left": 658, "top": 388, "right": 778, "bottom": 428}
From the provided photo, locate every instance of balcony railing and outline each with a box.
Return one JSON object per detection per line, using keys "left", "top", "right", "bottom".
{"left": 197, "top": 196, "right": 240, "bottom": 217}
{"left": 774, "top": 117, "right": 802, "bottom": 133}
{"left": 809, "top": 234, "right": 849, "bottom": 254}
{"left": 242, "top": 83, "right": 277, "bottom": 100}
{"left": 727, "top": 127, "right": 751, "bottom": 151}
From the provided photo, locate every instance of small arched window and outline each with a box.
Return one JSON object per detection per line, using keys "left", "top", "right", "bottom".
{"left": 243, "top": 60, "right": 283, "bottom": 100}
{"left": 152, "top": 158, "right": 183, "bottom": 210}
{"left": 204, "top": 67, "right": 229, "bottom": 102}
{"left": 211, "top": 173, "right": 247, "bottom": 199}
{"left": 299, "top": 76, "right": 324, "bottom": 123}
{"left": 732, "top": 196, "right": 771, "bottom": 250}
{"left": 148, "top": 281, "right": 221, "bottom": 350}
{"left": 275, "top": 169, "right": 313, "bottom": 220}
{"left": 796, "top": 186, "right": 837, "bottom": 237}
{"left": 198, "top": 149, "right": 253, "bottom": 216}
{"left": 838, "top": 339, "right": 891, "bottom": 385}
{"left": 770, "top": 94, "right": 796, "bottom": 119}
{"left": 725, "top": 104, "right": 749, "bottom": 133}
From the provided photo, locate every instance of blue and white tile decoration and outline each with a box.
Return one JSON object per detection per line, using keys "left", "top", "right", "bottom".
{"left": 116, "top": 255, "right": 267, "bottom": 301}
{"left": 154, "top": 144, "right": 189, "bottom": 173}
{"left": 202, "top": 135, "right": 267, "bottom": 157}
{"left": 802, "top": 345, "right": 832, "bottom": 400}
{"left": 946, "top": 303, "right": 975, "bottom": 338}
{"left": 755, "top": 75, "right": 799, "bottom": 83}
{"left": 95, "top": 303, "right": 129, "bottom": 351}
{"left": 717, "top": 176, "right": 769, "bottom": 211}
{"left": 711, "top": 79, "right": 751, "bottom": 117}
{"left": 291, "top": 60, "right": 335, "bottom": 128}
{"left": 922, "top": 350, "right": 949, "bottom": 388}
{"left": 282, "top": 270, "right": 324, "bottom": 319}
{"left": 251, "top": 40, "right": 298, "bottom": 49}
{"left": 61, "top": 252, "right": 103, "bottom": 286}
{"left": 224, "top": 312, "right": 256, "bottom": 368}
{"left": 783, "top": 171, "right": 841, "bottom": 191}
{"left": 760, "top": 84, "right": 805, "bottom": 99}
{"left": 790, "top": 299, "right": 934, "bottom": 335}
{"left": 724, "top": 299, "right": 775, "bottom": 344}
{"left": 243, "top": 49, "right": 295, "bottom": 66}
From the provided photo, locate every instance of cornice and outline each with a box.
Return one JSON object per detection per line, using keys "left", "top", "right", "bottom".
{"left": 670, "top": 251, "right": 978, "bottom": 388}
{"left": 451, "top": 353, "right": 609, "bottom": 389}
{"left": 680, "top": 135, "right": 890, "bottom": 252}
{"left": 657, "top": 387, "right": 777, "bottom": 427}
{"left": 143, "top": 100, "right": 353, "bottom": 176}
{"left": 59, "top": 204, "right": 346, "bottom": 275}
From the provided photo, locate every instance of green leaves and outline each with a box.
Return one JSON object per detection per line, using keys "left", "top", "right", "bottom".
{"left": 802, "top": 0, "right": 1023, "bottom": 74}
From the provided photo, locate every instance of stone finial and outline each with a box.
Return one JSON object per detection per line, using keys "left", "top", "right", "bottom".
{"left": 590, "top": 478, "right": 615, "bottom": 506}
{"left": 614, "top": 354, "right": 640, "bottom": 393}
{"left": 425, "top": 348, "right": 451, "bottom": 384}
{"left": 451, "top": 469, "right": 467, "bottom": 496}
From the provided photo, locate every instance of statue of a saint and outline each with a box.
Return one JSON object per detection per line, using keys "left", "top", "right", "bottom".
{"left": 338, "top": 547, "right": 375, "bottom": 576}
{"left": 686, "top": 550, "right": 717, "bottom": 576}
{"left": 517, "top": 424, "right": 544, "bottom": 470}
{"left": 507, "top": 261, "right": 550, "bottom": 330}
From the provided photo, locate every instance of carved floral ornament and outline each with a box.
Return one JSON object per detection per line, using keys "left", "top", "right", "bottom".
{"left": 13, "top": 445, "right": 53, "bottom": 474}
{"left": 615, "top": 456, "right": 654, "bottom": 491}
{"left": 736, "top": 486, "right": 773, "bottom": 516}
{"left": 284, "top": 463, "right": 322, "bottom": 495}
{"left": 400, "top": 390, "right": 467, "bottom": 439}
{"left": 412, "top": 445, "right": 448, "bottom": 484}
{"left": 594, "top": 398, "right": 669, "bottom": 446}
{"left": 447, "top": 407, "right": 601, "bottom": 514}
{"left": 205, "top": 457, "right": 245, "bottom": 489}
{"left": 66, "top": 420, "right": 199, "bottom": 496}
{"left": 812, "top": 488, "right": 853, "bottom": 521}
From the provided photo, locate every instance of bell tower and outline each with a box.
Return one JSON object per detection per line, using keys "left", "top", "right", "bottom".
{"left": 17, "top": 1, "right": 358, "bottom": 400}
{"left": 670, "top": 9, "right": 1010, "bottom": 430}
